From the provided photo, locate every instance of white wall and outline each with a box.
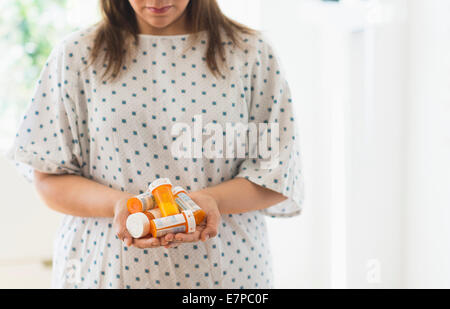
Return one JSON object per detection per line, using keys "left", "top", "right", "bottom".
{"left": 262, "top": 0, "right": 410, "bottom": 289}
{"left": 405, "top": 0, "right": 450, "bottom": 288}
{"left": 224, "top": 0, "right": 411, "bottom": 288}
{"left": 260, "top": 0, "right": 325, "bottom": 288}
{"left": 0, "top": 0, "right": 98, "bottom": 289}
{"left": 346, "top": 0, "right": 408, "bottom": 288}
{"left": 0, "top": 155, "right": 61, "bottom": 288}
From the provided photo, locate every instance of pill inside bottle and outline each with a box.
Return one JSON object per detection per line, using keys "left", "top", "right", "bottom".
{"left": 127, "top": 191, "right": 155, "bottom": 214}
{"left": 172, "top": 186, "right": 206, "bottom": 225}
{"left": 148, "top": 178, "right": 180, "bottom": 217}
{"left": 126, "top": 208, "right": 163, "bottom": 238}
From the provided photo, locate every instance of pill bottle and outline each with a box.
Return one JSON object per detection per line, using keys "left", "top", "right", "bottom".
{"left": 127, "top": 191, "right": 156, "bottom": 214}
{"left": 126, "top": 208, "right": 163, "bottom": 238}
{"left": 149, "top": 210, "right": 196, "bottom": 238}
{"left": 148, "top": 178, "right": 180, "bottom": 217}
{"left": 172, "top": 186, "right": 206, "bottom": 225}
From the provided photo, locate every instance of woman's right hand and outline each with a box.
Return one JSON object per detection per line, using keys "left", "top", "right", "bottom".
{"left": 113, "top": 195, "right": 134, "bottom": 247}
{"left": 113, "top": 195, "right": 161, "bottom": 248}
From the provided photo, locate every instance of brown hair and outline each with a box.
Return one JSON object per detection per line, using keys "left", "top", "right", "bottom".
{"left": 90, "top": 0, "right": 257, "bottom": 80}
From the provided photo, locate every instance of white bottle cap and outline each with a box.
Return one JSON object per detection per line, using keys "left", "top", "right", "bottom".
{"left": 172, "top": 186, "right": 187, "bottom": 196}
{"left": 183, "top": 210, "right": 196, "bottom": 234}
{"left": 126, "top": 213, "right": 150, "bottom": 238}
{"left": 148, "top": 178, "right": 172, "bottom": 193}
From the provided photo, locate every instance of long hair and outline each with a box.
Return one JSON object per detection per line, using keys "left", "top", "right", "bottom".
{"left": 89, "top": 0, "right": 257, "bottom": 80}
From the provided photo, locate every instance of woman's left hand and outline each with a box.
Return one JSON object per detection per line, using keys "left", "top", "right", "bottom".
{"left": 161, "top": 190, "right": 221, "bottom": 249}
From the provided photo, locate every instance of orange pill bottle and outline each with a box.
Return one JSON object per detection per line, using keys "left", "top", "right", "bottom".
{"left": 149, "top": 210, "right": 196, "bottom": 238}
{"left": 127, "top": 191, "right": 155, "bottom": 214}
{"left": 172, "top": 186, "right": 206, "bottom": 225}
{"left": 148, "top": 178, "right": 180, "bottom": 217}
{"left": 126, "top": 208, "right": 163, "bottom": 238}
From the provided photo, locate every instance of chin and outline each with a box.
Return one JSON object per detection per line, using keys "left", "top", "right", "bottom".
{"left": 145, "top": 19, "right": 173, "bottom": 29}
{"left": 150, "top": 22, "right": 172, "bottom": 29}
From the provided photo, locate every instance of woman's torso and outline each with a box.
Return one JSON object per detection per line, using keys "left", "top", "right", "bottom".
{"left": 51, "top": 28, "right": 274, "bottom": 289}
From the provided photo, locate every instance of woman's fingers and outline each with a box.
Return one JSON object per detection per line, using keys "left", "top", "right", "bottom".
{"left": 160, "top": 236, "right": 171, "bottom": 246}
{"left": 132, "top": 237, "right": 161, "bottom": 249}
{"left": 188, "top": 191, "right": 220, "bottom": 242}
{"left": 115, "top": 228, "right": 124, "bottom": 241}
{"left": 131, "top": 227, "right": 212, "bottom": 248}
{"left": 132, "top": 234, "right": 181, "bottom": 249}
{"left": 114, "top": 221, "right": 127, "bottom": 242}
{"left": 165, "top": 243, "right": 179, "bottom": 249}
{"left": 113, "top": 196, "right": 133, "bottom": 243}
{"left": 201, "top": 211, "right": 220, "bottom": 241}
{"left": 116, "top": 225, "right": 134, "bottom": 245}
{"left": 164, "top": 233, "right": 175, "bottom": 243}
{"left": 123, "top": 230, "right": 133, "bottom": 247}
{"left": 174, "top": 229, "right": 203, "bottom": 243}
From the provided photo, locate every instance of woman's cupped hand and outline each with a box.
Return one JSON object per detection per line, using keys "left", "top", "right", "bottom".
{"left": 113, "top": 190, "right": 221, "bottom": 249}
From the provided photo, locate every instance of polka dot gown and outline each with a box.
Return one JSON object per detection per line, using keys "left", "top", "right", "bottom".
{"left": 8, "top": 27, "right": 304, "bottom": 289}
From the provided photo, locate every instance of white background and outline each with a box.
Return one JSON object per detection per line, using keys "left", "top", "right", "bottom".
{"left": 1, "top": 0, "right": 450, "bottom": 288}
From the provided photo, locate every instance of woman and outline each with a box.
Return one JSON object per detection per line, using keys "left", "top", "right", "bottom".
{"left": 8, "top": 0, "right": 303, "bottom": 288}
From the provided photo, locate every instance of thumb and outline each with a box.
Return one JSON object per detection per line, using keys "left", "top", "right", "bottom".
{"left": 123, "top": 230, "right": 133, "bottom": 247}
{"left": 201, "top": 211, "right": 220, "bottom": 241}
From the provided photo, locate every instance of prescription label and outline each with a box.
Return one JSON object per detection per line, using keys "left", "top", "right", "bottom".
{"left": 153, "top": 213, "right": 186, "bottom": 229}
{"left": 137, "top": 192, "right": 154, "bottom": 211}
{"left": 178, "top": 193, "right": 201, "bottom": 211}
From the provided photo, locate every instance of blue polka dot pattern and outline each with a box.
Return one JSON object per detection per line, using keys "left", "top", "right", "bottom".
{"left": 7, "top": 27, "right": 303, "bottom": 288}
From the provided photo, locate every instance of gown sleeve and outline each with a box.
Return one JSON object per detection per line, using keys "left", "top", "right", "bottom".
{"left": 6, "top": 40, "right": 85, "bottom": 182}
{"left": 235, "top": 35, "right": 304, "bottom": 218}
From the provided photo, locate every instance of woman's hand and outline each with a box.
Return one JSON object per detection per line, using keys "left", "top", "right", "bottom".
{"left": 113, "top": 194, "right": 162, "bottom": 248}
{"left": 161, "top": 190, "right": 221, "bottom": 249}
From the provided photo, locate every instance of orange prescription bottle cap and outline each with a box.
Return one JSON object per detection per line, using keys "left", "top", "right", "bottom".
{"left": 148, "top": 178, "right": 172, "bottom": 193}
{"left": 172, "top": 186, "right": 187, "bottom": 196}
{"left": 126, "top": 213, "right": 150, "bottom": 238}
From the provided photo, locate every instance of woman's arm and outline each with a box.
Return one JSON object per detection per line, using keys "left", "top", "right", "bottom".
{"left": 202, "top": 177, "right": 287, "bottom": 215}
{"left": 33, "top": 170, "right": 131, "bottom": 217}
{"left": 152, "top": 178, "right": 287, "bottom": 249}
{"left": 35, "top": 170, "right": 283, "bottom": 249}
{"left": 33, "top": 170, "right": 144, "bottom": 247}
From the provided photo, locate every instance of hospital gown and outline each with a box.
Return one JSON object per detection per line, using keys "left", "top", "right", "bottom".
{"left": 8, "top": 27, "right": 303, "bottom": 288}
